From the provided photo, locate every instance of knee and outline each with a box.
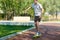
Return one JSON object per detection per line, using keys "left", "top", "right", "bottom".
{"left": 35, "top": 21, "right": 38, "bottom": 25}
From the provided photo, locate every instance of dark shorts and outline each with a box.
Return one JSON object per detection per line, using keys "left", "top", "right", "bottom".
{"left": 34, "top": 16, "right": 41, "bottom": 22}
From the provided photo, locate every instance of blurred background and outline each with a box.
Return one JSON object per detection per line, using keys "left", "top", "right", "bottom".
{"left": 0, "top": 0, "right": 60, "bottom": 21}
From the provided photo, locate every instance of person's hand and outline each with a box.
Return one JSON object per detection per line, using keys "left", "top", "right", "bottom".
{"left": 39, "top": 15, "right": 42, "bottom": 18}
{"left": 42, "top": 8, "right": 44, "bottom": 13}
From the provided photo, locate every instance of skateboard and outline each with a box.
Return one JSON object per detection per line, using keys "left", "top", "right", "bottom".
{"left": 32, "top": 34, "right": 42, "bottom": 39}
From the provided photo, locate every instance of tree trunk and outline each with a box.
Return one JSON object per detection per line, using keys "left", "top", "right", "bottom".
{"left": 56, "top": 11, "right": 58, "bottom": 20}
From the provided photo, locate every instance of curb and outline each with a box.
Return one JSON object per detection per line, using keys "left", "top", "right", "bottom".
{"left": 17, "top": 27, "right": 35, "bottom": 34}
{"left": 0, "top": 27, "right": 35, "bottom": 40}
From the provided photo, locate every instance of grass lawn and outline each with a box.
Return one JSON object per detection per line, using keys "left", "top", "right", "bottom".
{"left": 0, "top": 25, "right": 33, "bottom": 38}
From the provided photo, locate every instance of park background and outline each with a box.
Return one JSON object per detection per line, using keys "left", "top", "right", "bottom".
{"left": 0, "top": 0, "right": 60, "bottom": 40}
{"left": 0, "top": 0, "right": 60, "bottom": 21}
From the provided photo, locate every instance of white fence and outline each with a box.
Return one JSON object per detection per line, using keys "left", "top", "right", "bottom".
{"left": 13, "top": 16, "right": 30, "bottom": 22}
{"left": 0, "top": 16, "right": 34, "bottom": 26}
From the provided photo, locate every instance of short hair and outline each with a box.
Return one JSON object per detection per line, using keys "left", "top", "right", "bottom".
{"left": 34, "top": 0, "right": 38, "bottom": 1}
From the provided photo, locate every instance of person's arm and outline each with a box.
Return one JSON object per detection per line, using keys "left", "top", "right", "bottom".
{"left": 39, "top": 4, "right": 44, "bottom": 13}
{"left": 42, "top": 8, "right": 44, "bottom": 13}
{"left": 41, "top": 8, "right": 44, "bottom": 18}
{"left": 39, "top": 4, "right": 44, "bottom": 18}
{"left": 25, "top": 3, "right": 34, "bottom": 12}
{"left": 25, "top": 7, "right": 31, "bottom": 12}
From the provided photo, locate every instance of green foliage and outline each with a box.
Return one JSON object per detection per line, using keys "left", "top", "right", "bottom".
{"left": 42, "top": 15, "right": 49, "bottom": 21}
{"left": 0, "top": 25, "right": 33, "bottom": 37}
{"left": 0, "top": 0, "right": 60, "bottom": 20}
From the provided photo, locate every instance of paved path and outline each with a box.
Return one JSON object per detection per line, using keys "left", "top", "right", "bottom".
{"left": 7, "top": 23, "right": 60, "bottom": 40}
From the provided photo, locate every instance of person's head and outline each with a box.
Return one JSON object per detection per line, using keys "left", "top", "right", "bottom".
{"left": 34, "top": 0, "right": 38, "bottom": 4}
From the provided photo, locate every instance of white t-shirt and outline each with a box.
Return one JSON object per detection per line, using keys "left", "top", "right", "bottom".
{"left": 32, "top": 2, "right": 43, "bottom": 16}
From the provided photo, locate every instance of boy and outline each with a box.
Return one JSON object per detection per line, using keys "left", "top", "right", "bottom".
{"left": 32, "top": 0, "right": 44, "bottom": 37}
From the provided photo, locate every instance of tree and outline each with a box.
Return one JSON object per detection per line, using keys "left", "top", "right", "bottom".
{"left": 39, "top": 0, "right": 60, "bottom": 20}
{"left": 0, "top": 0, "right": 60, "bottom": 20}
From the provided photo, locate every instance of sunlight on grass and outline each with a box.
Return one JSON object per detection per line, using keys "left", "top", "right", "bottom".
{"left": 0, "top": 25, "right": 33, "bottom": 37}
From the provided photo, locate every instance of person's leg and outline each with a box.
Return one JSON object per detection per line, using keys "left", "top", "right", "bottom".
{"left": 33, "top": 16, "right": 41, "bottom": 37}
{"left": 35, "top": 16, "right": 41, "bottom": 33}
{"left": 35, "top": 21, "right": 39, "bottom": 32}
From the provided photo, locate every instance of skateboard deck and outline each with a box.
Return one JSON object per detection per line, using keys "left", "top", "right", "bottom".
{"left": 32, "top": 34, "right": 42, "bottom": 39}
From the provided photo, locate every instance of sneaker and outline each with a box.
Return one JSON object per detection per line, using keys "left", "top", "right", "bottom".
{"left": 33, "top": 32, "right": 42, "bottom": 38}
